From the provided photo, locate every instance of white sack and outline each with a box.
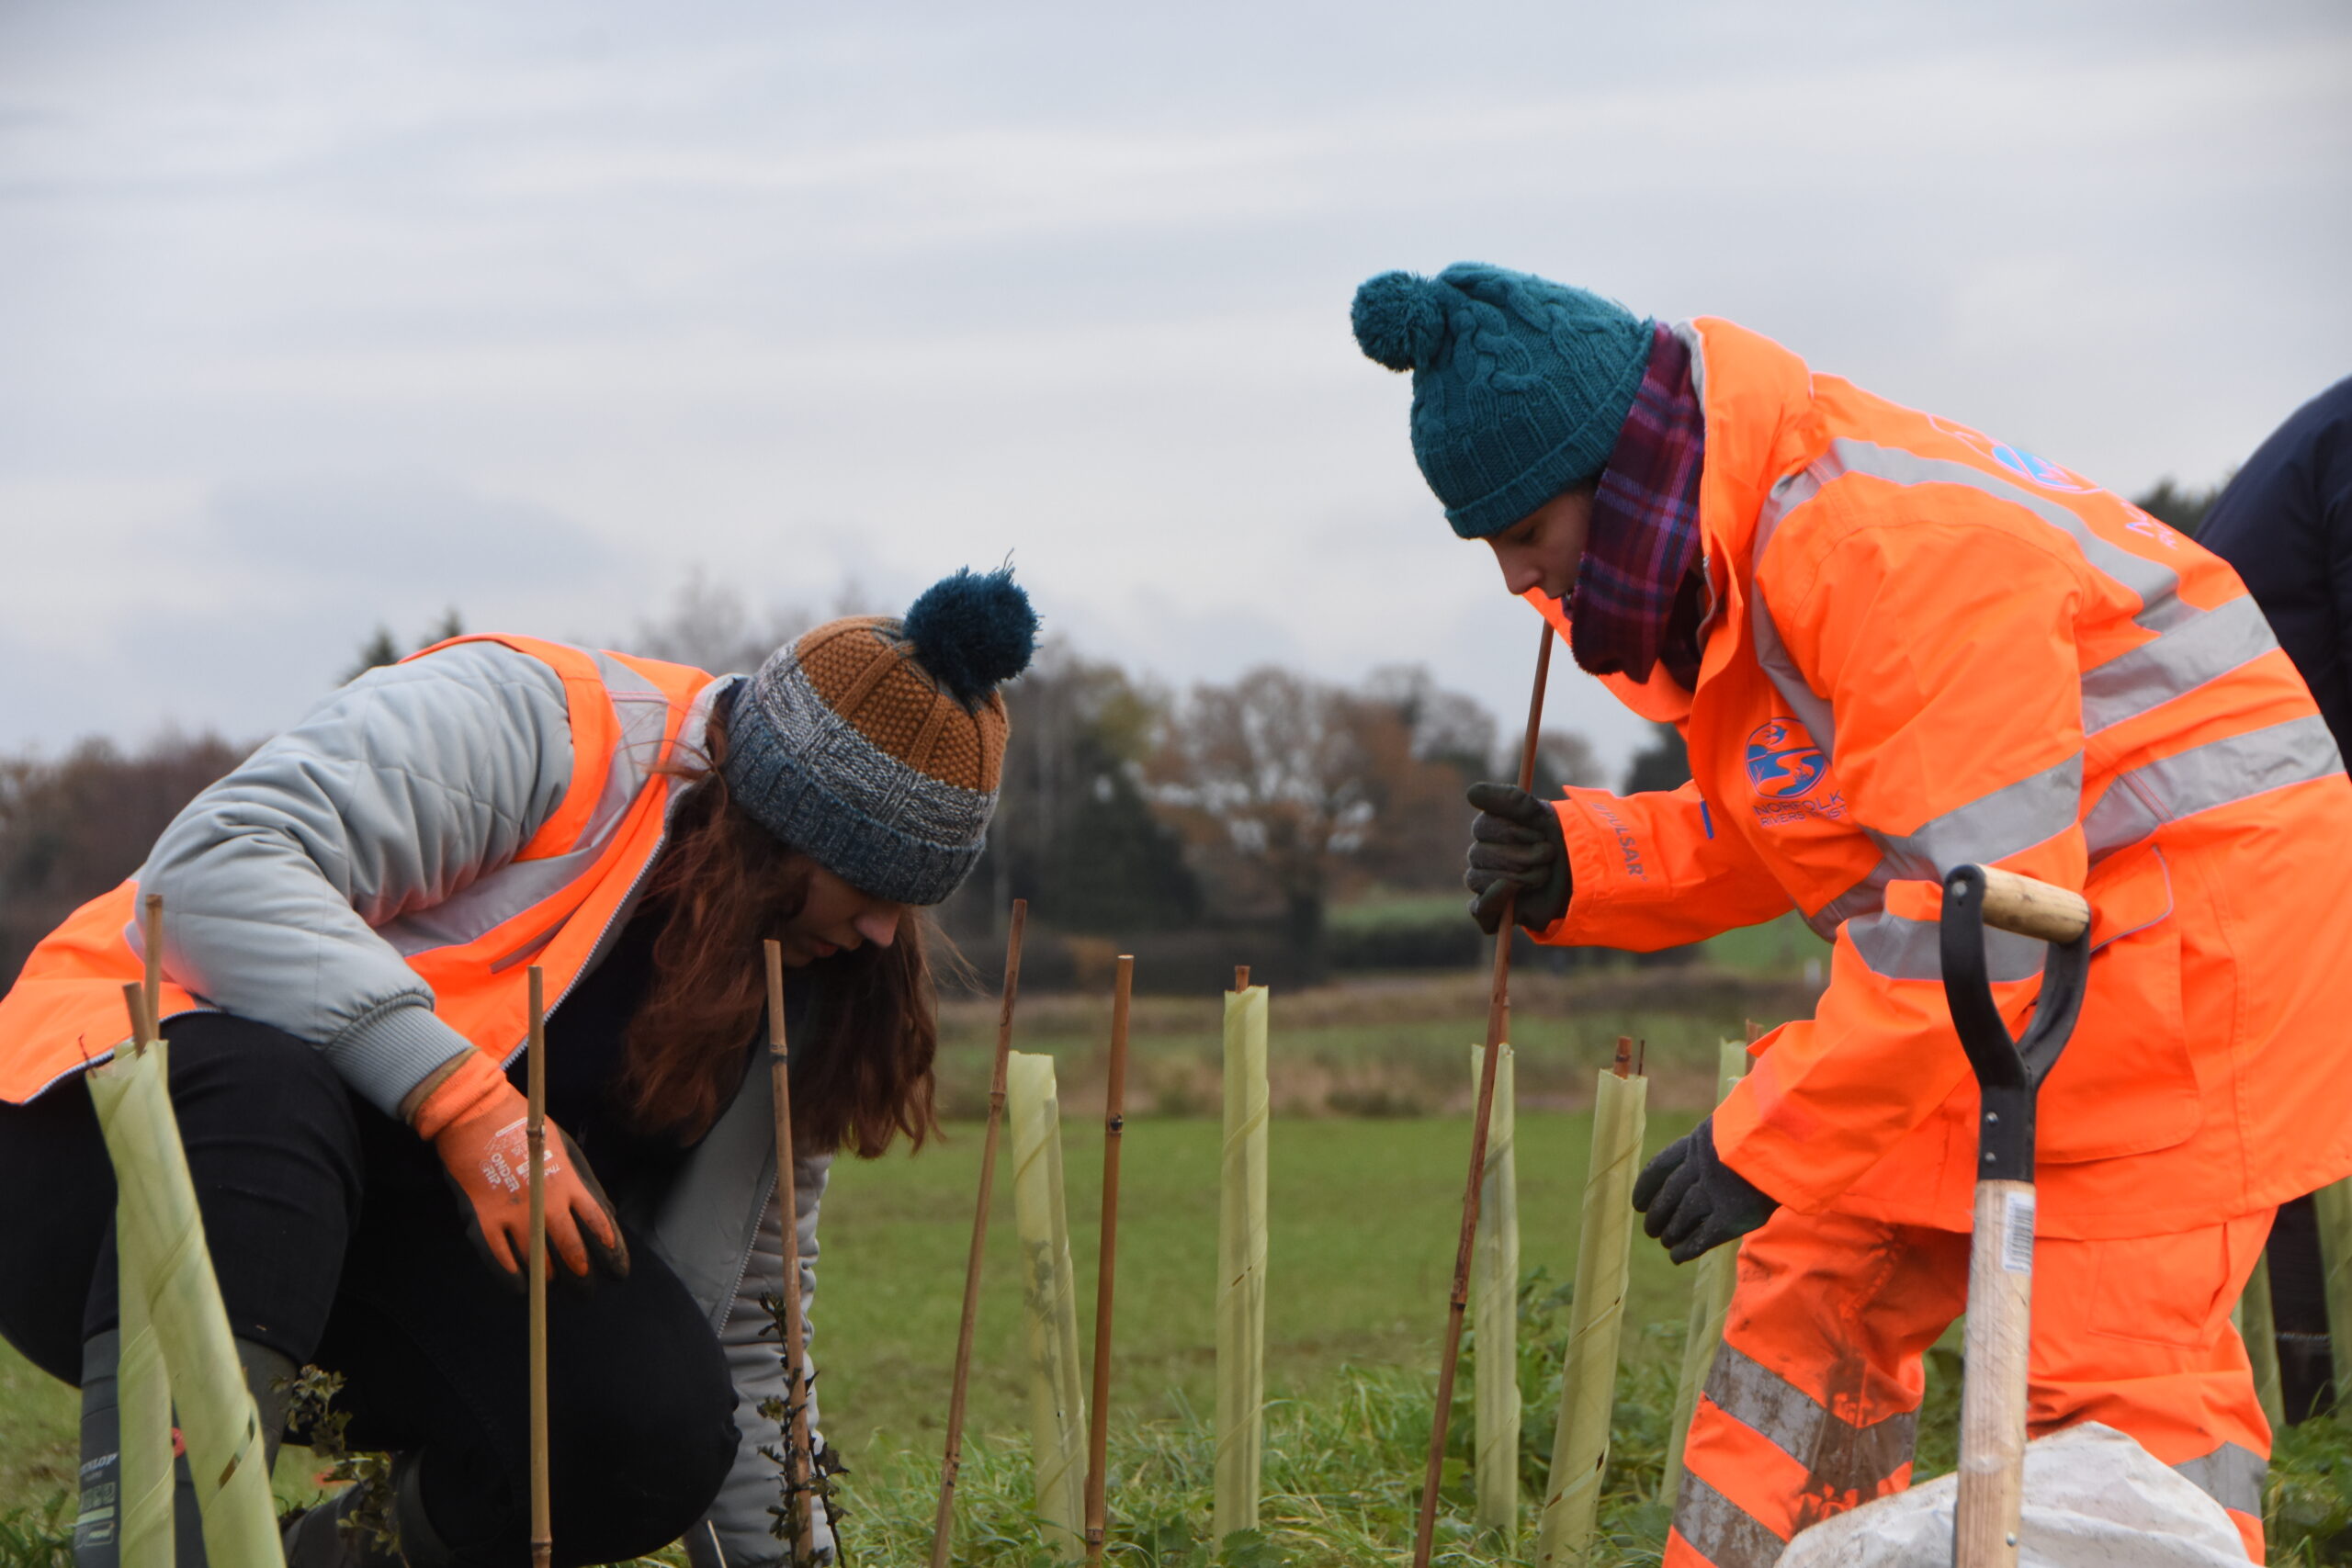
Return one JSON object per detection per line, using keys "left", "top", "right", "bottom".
{"left": 1780, "top": 1423, "right": 2250, "bottom": 1568}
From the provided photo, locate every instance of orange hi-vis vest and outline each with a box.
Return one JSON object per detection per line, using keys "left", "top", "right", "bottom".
{"left": 0, "top": 635, "right": 718, "bottom": 1103}
{"left": 1537, "top": 319, "right": 2352, "bottom": 1238}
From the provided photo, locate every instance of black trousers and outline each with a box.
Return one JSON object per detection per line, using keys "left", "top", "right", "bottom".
{"left": 0, "top": 1015, "right": 739, "bottom": 1567}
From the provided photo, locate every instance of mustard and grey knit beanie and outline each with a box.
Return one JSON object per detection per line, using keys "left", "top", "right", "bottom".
{"left": 1351, "top": 262, "right": 1654, "bottom": 539}
{"left": 721, "top": 567, "right": 1037, "bottom": 905}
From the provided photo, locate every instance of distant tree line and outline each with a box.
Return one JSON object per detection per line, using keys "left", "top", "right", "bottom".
{"left": 0, "top": 470, "right": 2232, "bottom": 990}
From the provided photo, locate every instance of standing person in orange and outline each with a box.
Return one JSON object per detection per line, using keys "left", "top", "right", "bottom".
{"left": 1352, "top": 262, "right": 2352, "bottom": 1564}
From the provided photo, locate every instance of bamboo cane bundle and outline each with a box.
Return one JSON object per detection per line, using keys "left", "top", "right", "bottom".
{"left": 2316, "top": 1176, "right": 2352, "bottom": 1412}
{"left": 1469, "top": 1043, "right": 1521, "bottom": 1545}
{"left": 2236, "top": 1254, "right": 2286, "bottom": 1434}
{"left": 1007, "top": 1051, "right": 1088, "bottom": 1558}
{"left": 1215, "top": 976, "right": 1271, "bottom": 1545}
{"left": 1661, "top": 1038, "right": 1752, "bottom": 1509}
{"left": 1534, "top": 1041, "right": 1647, "bottom": 1564}
{"left": 87, "top": 1026, "right": 286, "bottom": 1567}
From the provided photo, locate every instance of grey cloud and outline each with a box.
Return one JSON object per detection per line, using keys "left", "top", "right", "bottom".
{"left": 198, "top": 472, "right": 616, "bottom": 592}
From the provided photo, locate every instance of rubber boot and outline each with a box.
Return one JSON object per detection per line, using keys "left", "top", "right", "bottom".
{"left": 74, "top": 1331, "right": 297, "bottom": 1568}
{"left": 281, "top": 1453, "right": 452, "bottom": 1568}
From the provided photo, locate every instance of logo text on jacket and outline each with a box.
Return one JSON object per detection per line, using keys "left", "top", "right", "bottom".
{"left": 1746, "top": 719, "right": 1848, "bottom": 827}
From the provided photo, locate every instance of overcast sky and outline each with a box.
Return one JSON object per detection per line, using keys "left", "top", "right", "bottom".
{"left": 3, "top": 0, "right": 2346, "bottom": 775}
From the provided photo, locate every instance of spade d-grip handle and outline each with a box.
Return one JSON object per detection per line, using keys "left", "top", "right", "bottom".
{"left": 1942, "top": 863, "right": 2091, "bottom": 1568}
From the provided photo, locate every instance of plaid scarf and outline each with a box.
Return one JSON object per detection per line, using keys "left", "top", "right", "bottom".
{"left": 1567, "top": 323, "right": 1708, "bottom": 689}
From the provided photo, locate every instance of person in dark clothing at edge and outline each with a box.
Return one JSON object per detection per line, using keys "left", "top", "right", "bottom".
{"left": 2198, "top": 375, "right": 2352, "bottom": 1426}
{"left": 0, "top": 567, "right": 1038, "bottom": 1568}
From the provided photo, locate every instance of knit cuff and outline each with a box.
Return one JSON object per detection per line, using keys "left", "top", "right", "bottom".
{"left": 323, "top": 1004, "right": 481, "bottom": 1120}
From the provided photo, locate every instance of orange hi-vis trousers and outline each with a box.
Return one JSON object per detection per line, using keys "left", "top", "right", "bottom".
{"left": 1665, "top": 1204, "right": 2275, "bottom": 1566}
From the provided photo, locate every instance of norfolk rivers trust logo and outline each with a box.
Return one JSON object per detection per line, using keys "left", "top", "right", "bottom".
{"left": 1746, "top": 718, "right": 1847, "bottom": 827}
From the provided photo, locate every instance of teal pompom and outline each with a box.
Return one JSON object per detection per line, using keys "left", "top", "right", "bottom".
{"left": 1351, "top": 270, "right": 1447, "bottom": 372}
{"left": 902, "top": 566, "right": 1038, "bottom": 705}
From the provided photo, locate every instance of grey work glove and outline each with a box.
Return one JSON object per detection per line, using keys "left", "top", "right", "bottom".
{"left": 1464, "top": 782, "right": 1571, "bottom": 934}
{"left": 1631, "top": 1115, "right": 1779, "bottom": 1264}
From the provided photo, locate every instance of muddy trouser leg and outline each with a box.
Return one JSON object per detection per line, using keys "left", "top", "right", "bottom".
{"left": 1663, "top": 1208, "right": 1968, "bottom": 1568}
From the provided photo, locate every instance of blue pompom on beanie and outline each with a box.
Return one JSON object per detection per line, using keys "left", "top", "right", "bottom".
{"left": 1351, "top": 263, "right": 1655, "bottom": 539}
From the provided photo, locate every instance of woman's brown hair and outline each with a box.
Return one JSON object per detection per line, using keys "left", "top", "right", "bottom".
{"left": 618, "top": 714, "right": 941, "bottom": 1156}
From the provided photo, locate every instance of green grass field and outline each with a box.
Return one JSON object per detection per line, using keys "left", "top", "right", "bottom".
{"left": 2, "top": 1108, "right": 1713, "bottom": 1561}
{"left": 816, "top": 1108, "right": 1702, "bottom": 1455}
{"left": 9, "top": 958, "right": 2352, "bottom": 1562}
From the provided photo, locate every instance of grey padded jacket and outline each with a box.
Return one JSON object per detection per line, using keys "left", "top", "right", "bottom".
{"left": 132, "top": 641, "right": 831, "bottom": 1566}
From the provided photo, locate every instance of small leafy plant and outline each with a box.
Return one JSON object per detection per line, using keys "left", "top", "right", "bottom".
{"left": 278, "top": 1364, "right": 399, "bottom": 1553}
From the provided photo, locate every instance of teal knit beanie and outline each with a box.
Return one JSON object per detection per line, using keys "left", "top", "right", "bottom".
{"left": 1351, "top": 263, "right": 1655, "bottom": 539}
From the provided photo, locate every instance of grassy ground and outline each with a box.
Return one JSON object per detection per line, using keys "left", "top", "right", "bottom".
{"left": 924, "top": 964, "right": 1818, "bottom": 1125}
{"left": 7, "top": 951, "right": 2348, "bottom": 1562}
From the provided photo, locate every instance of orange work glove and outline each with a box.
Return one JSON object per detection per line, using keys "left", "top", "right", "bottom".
{"left": 411, "top": 1052, "right": 630, "bottom": 1283}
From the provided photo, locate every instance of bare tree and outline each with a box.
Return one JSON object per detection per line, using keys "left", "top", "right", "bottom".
{"left": 0, "top": 734, "right": 249, "bottom": 989}
{"left": 632, "top": 570, "right": 822, "bottom": 675}
{"left": 1148, "top": 669, "right": 1399, "bottom": 952}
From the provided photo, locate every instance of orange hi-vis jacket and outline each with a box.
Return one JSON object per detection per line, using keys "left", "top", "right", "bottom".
{"left": 1536, "top": 319, "right": 2352, "bottom": 1239}
{"left": 0, "top": 634, "right": 717, "bottom": 1104}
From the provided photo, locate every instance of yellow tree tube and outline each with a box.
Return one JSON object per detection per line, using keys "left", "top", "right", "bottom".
{"left": 114, "top": 1220, "right": 174, "bottom": 1568}
{"left": 2316, "top": 1175, "right": 2352, "bottom": 1411}
{"left": 2235, "top": 1254, "right": 2287, "bottom": 1434}
{"left": 1661, "top": 1039, "right": 1752, "bottom": 1510}
{"left": 1469, "top": 1043, "right": 1521, "bottom": 1546}
{"left": 1007, "top": 1051, "right": 1088, "bottom": 1559}
{"left": 1534, "top": 1055, "right": 1648, "bottom": 1564}
{"left": 1215, "top": 984, "right": 1271, "bottom": 1545}
{"left": 85, "top": 1038, "right": 286, "bottom": 1568}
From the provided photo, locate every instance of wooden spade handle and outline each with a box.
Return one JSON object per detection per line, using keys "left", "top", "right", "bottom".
{"left": 1975, "top": 867, "right": 2089, "bottom": 945}
{"left": 1955, "top": 1179, "right": 2036, "bottom": 1568}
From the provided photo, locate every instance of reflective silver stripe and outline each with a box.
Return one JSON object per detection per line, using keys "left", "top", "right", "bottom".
{"left": 379, "top": 657, "right": 689, "bottom": 957}
{"left": 1805, "top": 871, "right": 1889, "bottom": 943}
{"left": 589, "top": 652, "right": 681, "bottom": 843}
{"left": 1751, "top": 434, "right": 2295, "bottom": 935}
{"left": 1673, "top": 1468, "right": 1789, "bottom": 1566}
{"left": 2083, "top": 593, "right": 2280, "bottom": 738}
{"left": 1750, "top": 468, "right": 1841, "bottom": 759}
{"left": 2084, "top": 716, "right": 2346, "bottom": 862}
{"left": 1789, "top": 440, "right": 2191, "bottom": 631}
{"left": 1848, "top": 909, "right": 2044, "bottom": 983}
{"left": 2172, "top": 1441, "right": 2266, "bottom": 1515}
{"left": 1702, "top": 1342, "right": 1918, "bottom": 1493}
{"left": 1871, "top": 754, "right": 2083, "bottom": 880}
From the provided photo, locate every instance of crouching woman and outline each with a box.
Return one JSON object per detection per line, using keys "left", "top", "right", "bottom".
{"left": 0, "top": 568, "right": 1036, "bottom": 1568}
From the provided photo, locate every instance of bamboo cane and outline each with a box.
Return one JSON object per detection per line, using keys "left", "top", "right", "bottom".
{"left": 1083, "top": 955, "right": 1134, "bottom": 1566}
{"left": 764, "top": 941, "right": 819, "bottom": 1563}
{"left": 1216, "top": 972, "right": 1271, "bottom": 1545}
{"left": 526, "top": 966, "right": 552, "bottom": 1568}
{"left": 1469, "top": 1043, "right": 1521, "bottom": 1546}
{"left": 141, "top": 893, "right": 163, "bottom": 1041}
{"left": 1414, "top": 619, "right": 1554, "bottom": 1568}
{"left": 1661, "top": 1034, "right": 1755, "bottom": 1508}
{"left": 1534, "top": 1038, "right": 1648, "bottom": 1563}
{"left": 1008, "top": 1052, "right": 1087, "bottom": 1557}
{"left": 91, "top": 962, "right": 285, "bottom": 1567}
{"left": 931, "top": 900, "right": 1031, "bottom": 1568}
{"left": 2237, "top": 1253, "right": 2287, "bottom": 1435}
